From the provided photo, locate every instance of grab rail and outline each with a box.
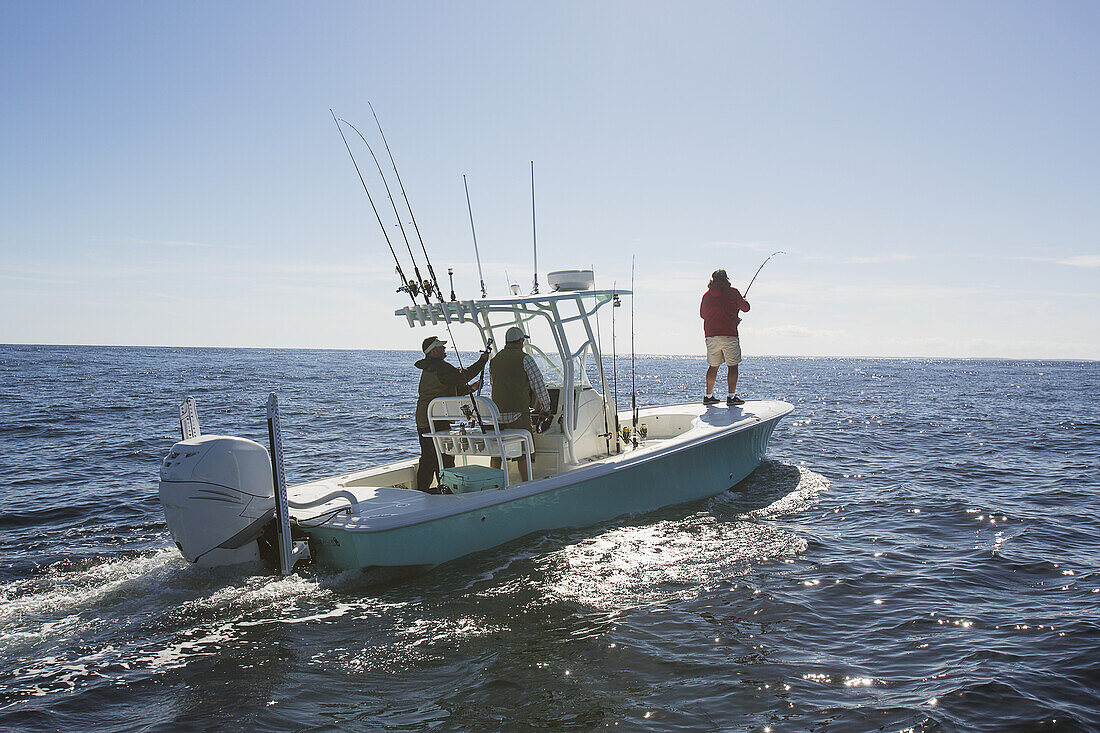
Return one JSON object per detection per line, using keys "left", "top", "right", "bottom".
{"left": 288, "top": 490, "right": 360, "bottom": 515}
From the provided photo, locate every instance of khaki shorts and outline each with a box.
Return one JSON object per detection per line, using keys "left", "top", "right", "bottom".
{"left": 706, "top": 336, "right": 742, "bottom": 367}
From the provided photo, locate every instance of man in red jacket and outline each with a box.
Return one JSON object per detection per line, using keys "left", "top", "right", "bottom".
{"left": 699, "top": 269, "right": 750, "bottom": 406}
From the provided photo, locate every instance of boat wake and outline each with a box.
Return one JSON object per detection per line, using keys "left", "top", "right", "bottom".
{"left": 0, "top": 549, "right": 368, "bottom": 708}
{"left": 535, "top": 461, "right": 828, "bottom": 612}
{"left": 0, "top": 462, "right": 828, "bottom": 710}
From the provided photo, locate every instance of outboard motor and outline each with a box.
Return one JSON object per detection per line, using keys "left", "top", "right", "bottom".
{"left": 159, "top": 435, "right": 276, "bottom": 566}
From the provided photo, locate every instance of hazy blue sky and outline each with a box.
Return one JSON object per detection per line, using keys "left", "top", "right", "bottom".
{"left": 2, "top": 1, "right": 1097, "bottom": 357}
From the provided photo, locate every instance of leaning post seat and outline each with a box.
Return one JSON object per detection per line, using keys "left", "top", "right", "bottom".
{"left": 425, "top": 396, "right": 534, "bottom": 487}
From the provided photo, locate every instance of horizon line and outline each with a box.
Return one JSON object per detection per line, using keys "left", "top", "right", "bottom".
{"left": 2, "top": 342, "right": 1097, "bottom": 363}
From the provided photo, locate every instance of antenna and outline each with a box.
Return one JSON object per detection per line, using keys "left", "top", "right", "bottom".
{"left": 463, "top": 174, "right": 487, "bottom": 298}
{"left": 530, "top": 161, "right": 539, "bottom": 294}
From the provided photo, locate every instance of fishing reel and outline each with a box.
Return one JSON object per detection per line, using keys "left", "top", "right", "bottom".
{"left": 398, "top": 277, "right": 421, "bottom": 298}
{"left": 459, "top": 403, "right": 479, "bottom": 426}
{"left": 620, "top": 424, "right": 640, "bottom": 448}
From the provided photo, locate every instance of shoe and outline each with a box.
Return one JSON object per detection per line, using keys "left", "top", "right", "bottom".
{"left": 703, "top": 395, "right": 720, "bottom": 405}
{"left": 727, "top": 396, "right": 745, "bottom": 406}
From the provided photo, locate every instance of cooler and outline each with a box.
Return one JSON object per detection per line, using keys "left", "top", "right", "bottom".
{"left": 440, "top": 465, "right": 506, "bottom": 493}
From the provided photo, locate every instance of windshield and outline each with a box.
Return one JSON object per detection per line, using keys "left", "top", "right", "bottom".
{"left": 530, "top": 347, "right": 598, "bottom": 390}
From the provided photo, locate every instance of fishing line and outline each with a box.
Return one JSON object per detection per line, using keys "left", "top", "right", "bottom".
{"left": 329, "top": 109, "right": 416, "bottom": 302}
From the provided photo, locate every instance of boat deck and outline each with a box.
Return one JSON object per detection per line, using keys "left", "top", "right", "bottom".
{"left": 287, "top": 398, "right": 792, "bottom": 532}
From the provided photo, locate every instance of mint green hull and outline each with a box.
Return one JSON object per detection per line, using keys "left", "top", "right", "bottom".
{"left": 303, "top": 414, "right": 782, "bottom": 570}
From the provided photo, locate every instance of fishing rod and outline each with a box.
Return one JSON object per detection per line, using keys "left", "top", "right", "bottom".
{"left": 365, "top": 104, "right": 492, "bottom": 434}
{"left": 330, "top": 109, "right": 417, "bottom": 302}
{"left": 463, "top": 174, "right": 487, "bottom": 298}
{"left": 530, "top": 161, "right": 539, "bottom": 295}
{"left": 339, "top": 117, "right": 434, "bottom": 306}
{"left": 611, "top": 282, "right": 621, "bottom": 453}
{"left": 591, "top": 266, "right": 612, "bottom": 457}
{"left": 368, "top": 102, "right": 446, "bottom": 306}
{"left": 630, "top": 256, "right": 638, "bottom": 448}
{"left": 744, "top": 250, "right": 786, "bottom": 297}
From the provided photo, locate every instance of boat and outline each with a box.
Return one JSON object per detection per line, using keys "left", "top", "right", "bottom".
{"left": 158, "top": 269, "right": 793, "bottom": 575}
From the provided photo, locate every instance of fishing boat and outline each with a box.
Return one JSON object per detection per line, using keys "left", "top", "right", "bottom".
{"left": 158, "top": 270, "right": 793, "bottom": 574}
{"left": 158, "top": 109, "right": 791, "bottom": 574}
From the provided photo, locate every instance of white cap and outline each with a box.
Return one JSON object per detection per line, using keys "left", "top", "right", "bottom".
{"left": 505, "top": 326, "right": 528, "bottom": 342}
{"left": 422, "top": 337, "right": 447, "bottom": 355}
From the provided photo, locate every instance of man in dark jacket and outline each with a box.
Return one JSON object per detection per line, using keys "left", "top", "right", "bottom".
{"left": 699, "top": 269, "right": 750, "bottom": 406}
{"left": 414, "top": 336, "right": 490, "bottom": 492}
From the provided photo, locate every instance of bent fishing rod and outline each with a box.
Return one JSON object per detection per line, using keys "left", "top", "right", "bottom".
{"left": 339, "top": 117, "right": 434, "bottom": 306}
{"left": 744, "top": 250, "right": 786, "bottom": 297}
{"left": 330, "top": 109, "right": 418, "bottom": 303}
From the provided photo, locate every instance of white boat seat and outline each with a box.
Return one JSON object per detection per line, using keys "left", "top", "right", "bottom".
{"left": 425, "top": 396, "right": 533, "bottom": 486}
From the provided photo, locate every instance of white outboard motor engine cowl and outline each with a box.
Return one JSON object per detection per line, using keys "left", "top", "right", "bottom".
{"left": 159, "top": 435, "right": 276, "bottom": 566}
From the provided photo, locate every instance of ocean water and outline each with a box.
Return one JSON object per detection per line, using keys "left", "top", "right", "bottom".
{"left": 0, "top": 345, "right": 1097, "bottom": 732}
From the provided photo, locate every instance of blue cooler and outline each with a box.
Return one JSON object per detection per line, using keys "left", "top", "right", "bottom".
{"left": 440, "top": 465, "right": 506, "bottom": 493}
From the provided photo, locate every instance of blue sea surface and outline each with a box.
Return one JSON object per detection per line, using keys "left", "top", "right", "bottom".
{"left": 0, "top": 345, "right": 1097, "bottom": 731}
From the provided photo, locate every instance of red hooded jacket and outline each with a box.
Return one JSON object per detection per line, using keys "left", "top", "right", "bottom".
{"left": 700, "top": 282, "right": 750, "bottom": 337}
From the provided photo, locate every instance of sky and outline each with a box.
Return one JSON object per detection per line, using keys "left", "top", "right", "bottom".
{"left": 1, "top": 1, "right": 1098, "bottom": 358}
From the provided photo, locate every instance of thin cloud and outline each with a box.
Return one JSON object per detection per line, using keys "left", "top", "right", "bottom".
{"left": 1054, "top": 255, "right": 1100, "bottom": 268}
{"left": 770, "top": 281, "right": 991, "bottom": 301}
{"left": 0, "top": 264, "right": 84, "bottom": 285}
{"left": 800, "top": 253, "right": 915, "bottom": 265}
{"left": 95, "top": 236, "right": 248, "bottom": 250}
{"left": 754, "top": 324, "right": 844, "bottom": 339}
{"left": 1002, "top": 254, "right": 1100, "bottom": 268}
{"left": 704, "top": 241, "right": 773, "bottom": 252}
